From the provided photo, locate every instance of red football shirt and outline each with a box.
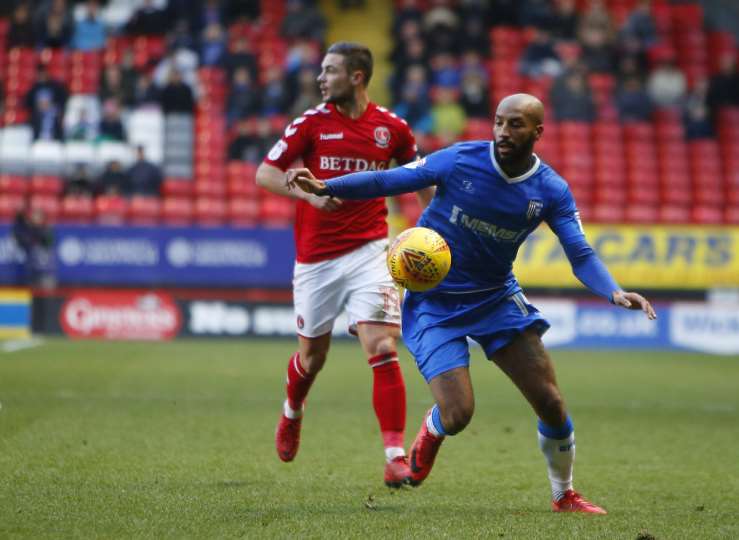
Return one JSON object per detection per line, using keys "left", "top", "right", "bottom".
{"left": 263, "top": 102, "right": 417, "bottom": 263}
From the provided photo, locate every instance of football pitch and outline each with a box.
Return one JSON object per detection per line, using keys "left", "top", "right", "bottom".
{"left": 1, "top": 339, "right": 737, "bottom": 539}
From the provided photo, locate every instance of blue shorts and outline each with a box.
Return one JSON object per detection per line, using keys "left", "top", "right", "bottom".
{"left": 402, "top": 289, "right": 550, "bottom": 383}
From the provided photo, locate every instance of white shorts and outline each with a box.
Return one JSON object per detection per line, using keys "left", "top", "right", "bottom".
{"left": 293, "top": 239, "right": 401, "bottom": 338}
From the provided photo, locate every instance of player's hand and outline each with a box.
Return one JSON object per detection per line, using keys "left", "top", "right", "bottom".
{"left": 306, "top": 193, "right": 343, "bottom": 212}
{"left": 612, "top": 290, "right": 657, "bottom": 320}
{"left": 286, "top": 168, "right": 328, "bottom": 196}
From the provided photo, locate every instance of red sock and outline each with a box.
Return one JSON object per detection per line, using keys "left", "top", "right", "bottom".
{"left": 285, "top": 352, "right": 315, "bottom": 411}
{"left": 369, "top": 352, "right": 406, "bottom": 449}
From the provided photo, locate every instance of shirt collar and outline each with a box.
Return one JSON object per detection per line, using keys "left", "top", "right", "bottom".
{"left": 489, "top": 141, "right": 541, "bottom": 184}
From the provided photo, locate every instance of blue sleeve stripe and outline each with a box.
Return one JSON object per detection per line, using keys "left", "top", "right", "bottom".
{"left": 537, "top": 415, "right": 574, "bottom": 439}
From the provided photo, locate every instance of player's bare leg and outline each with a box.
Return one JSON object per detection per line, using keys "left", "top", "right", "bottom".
{"left": 357, "top": 322, "right": 410, "bottom": 487}
{"left": 491, "top": 328, "right": 606, "bottom": 514}
{"left": 409, "top": 366, "right": 474, "bottom": 486}
{"left": 275, "top": 333, "right": 331, "bottom": 462}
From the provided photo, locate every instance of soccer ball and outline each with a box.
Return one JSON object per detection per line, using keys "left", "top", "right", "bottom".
{"left": 387, "top": 227, "right": 451, "bottom": 292}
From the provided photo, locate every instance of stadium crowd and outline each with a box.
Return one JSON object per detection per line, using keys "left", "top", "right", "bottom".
{"left": 0, "top": 0, "right": 737, "bottom": 225}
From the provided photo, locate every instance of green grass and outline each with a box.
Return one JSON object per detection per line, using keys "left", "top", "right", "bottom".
{"left": 1, "top": 339, "right": 737, "bottom": 539}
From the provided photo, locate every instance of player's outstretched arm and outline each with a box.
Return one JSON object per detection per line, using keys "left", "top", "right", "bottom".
{"left": 257, "top": 163, "right": 342, "bottom": 211}
{"left": 288, "top": 161, "right": 437, "bottom": 200}
{"left": 612, "top": 290, "right": 657, "bottom": 319}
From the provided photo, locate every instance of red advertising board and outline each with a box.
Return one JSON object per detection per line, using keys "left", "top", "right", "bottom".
{"left": 60, "top": 290, "right": 182, "bottom": 340}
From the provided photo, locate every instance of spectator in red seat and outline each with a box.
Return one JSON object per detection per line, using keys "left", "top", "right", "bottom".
{"left": 228, "top": 119, "right": 274, "bottom": 163}
{"left": 684, "top": 79, "right": 714, "bottom": 140}
{"left": 224, "top": 36, "right": 258, "bottom": 81}
{"left": 125, "top": 0, "right": 170, "bottom": 36}
{"left": 227, "top": 67, "right": 261, "bottom": 125}
{"left": 199, "top": 22, "right": 227, "bottom": 67}
{"left": 460, "top": 64, "right": 490, "bottom": 119}
{"left": 155, "top": 46, "right": 200, "bottom": 94}
{"left": 64, "top": 164, "right": 96, "bottom": 197}
{"left": 99, "top": 66, "right": 128, "bottom": 107}
{"left": 550, "top": 0, "right": 579, "bottom": 41}
{"left": 98, "top": 159, "right": 129, "bottom": 196}
{"left": 550, "top": 66, "right": 596, "bottom": 122}
{"left": 620, "top": 0, "right": 657, "bottom": 49}
{"left": 159, "top": 68, "right": 195, "bottom": 114}
{"left": 133, "top": 72, "right": 161, "bottom": 107}
{"left": 7, "top": 2, "right": 36, "bottom": 48}
{"left": 578, "top": 0, "right": 617, "bottom": 73}
{"left": 260, "top": 66, "right": 290, "bottom": 117}
{"left": 71, "top": 0, "right": 106, "bottom": 51}
{"left": 707, "top": 53, "right": 739, "bottom": 120}
{"left": 288, "top": 66, "right": 321, "bottom": 117}
{"left": 431, "top": 86, "right": 466, "bottom": 145}
{"left": 422, "top": 0, "right": 459, "bottom": 54}
{"left": 281, "top": 0, "right": 326, "bottom": 42}
{"left": 394, "top": 66, "right": 433, "bottom": 134}
{"left": 125, "top": 146, "right": 163, "bottom": 197}
{"left": 25, "top": 63, "right": 68, "bottom": 116}
{"left": 31, "top": 95, "right": 64, "bottom": 141}
{"left": 66, "top": 106, "right": 98, "bottom": 141}
{"left": 98, "top": 98, "right": 127, "bottom": 142}
{"left": 35, "top": 0, "right": 73, "bottom": 49}
{"left": 615, "top": 75, "right": 653, "bottom": 122}
{"left": 519, "top": 29, "right": 562, "bottom": 78}
{"left": 647, "top": 55, "right": 686, "bottom": 108}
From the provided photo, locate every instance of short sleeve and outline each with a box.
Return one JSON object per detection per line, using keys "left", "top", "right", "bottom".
{"left": 393, "top": 120, "right": 418, "bottom": 165}
{"left": 262, "top": 113, "right": 313, "bottom": 171}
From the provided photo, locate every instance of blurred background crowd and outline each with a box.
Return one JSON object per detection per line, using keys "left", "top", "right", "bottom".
{"left": 0, "top": 0, "right": 737, "bottom": 230}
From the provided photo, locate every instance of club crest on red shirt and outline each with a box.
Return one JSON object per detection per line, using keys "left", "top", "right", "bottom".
{"left": 374, "top": 126, "right": 390, "bottom": 148}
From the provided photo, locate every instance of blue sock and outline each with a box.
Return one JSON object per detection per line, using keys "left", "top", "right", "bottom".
{"left": 426, "top": 404, "right": 448, "bottom": 437}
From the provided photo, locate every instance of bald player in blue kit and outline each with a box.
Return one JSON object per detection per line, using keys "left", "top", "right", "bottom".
{"left": 288, "top": 94, "right": 656, "bottom": 514}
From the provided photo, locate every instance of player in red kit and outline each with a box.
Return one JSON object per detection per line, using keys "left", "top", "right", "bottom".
{"left": 256, "top": 42, "right": 430, "bottom": 487}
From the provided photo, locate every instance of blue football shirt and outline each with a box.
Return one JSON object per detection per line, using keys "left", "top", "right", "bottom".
{"left": 324, "top": 140, "right": 620, "bottom": 301}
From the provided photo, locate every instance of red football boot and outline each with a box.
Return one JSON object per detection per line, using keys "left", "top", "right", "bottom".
{"left": 552, "top": 490, "right": 608, "bottom": 514}
{"left": 384, "top": 455, "right": 411, "bottom": 488}
{"left": 408, "top": 414, "right": 444, "bottom": 487}
{"left": 275, "top": 414, "right": 302, "bottom": 462}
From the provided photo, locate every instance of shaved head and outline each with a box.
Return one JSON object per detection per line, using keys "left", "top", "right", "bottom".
{"left": 493, "top": 93, "right": 545, "bottom": 172}
{"left": 496, "top": 93, "right": 544, "bottom": 126}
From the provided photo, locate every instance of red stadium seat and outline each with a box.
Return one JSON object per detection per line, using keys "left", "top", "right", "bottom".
{"left": 162, "top": 178, "right": 194, "bottom": 198}
{"left": 0, "top": 194, "right": 25, "bottom": 222}
{"left": 60, "top": 196, "right": 94, "bottom": 224}
{"left": 94, "top": 195, "right": 128, "bottom": 225}
{"left": 0, "top": 175, "right": 29, "bottom": 196}
{"left": 30, "top": 175, "right": 63, "bottom": 196}
{"left": 195, "top": 197, "right": 227, "bottom": 226}
{"left": 591, "top": 204, "right": 624, "bottom": 223}
{"left": 29, "top": 194, "right": 60, "bottom": 223}
{"left": 624, "top": 204, "right": 658, "bottom": 224}
{"left": 127, "top": 196, "right": 161, "bottom": 226}
{"left": 161, "top": 197, "right": 194, "bottom": 226}
{"left": 194, "top": 179, "right": 227, "bottom": 198}
{"left": 724, "top": 206, "right": 739, "bottom": 224}
{"left": 659, "top": 205, "right": 691, "bottom": 224}
{"left": 228, "top": 198, "right": 260, "bottom": 227}
{"left": 691, "top": 205, "right": 723, "bottom": 224}
{"left": 259, "top": 195, "right": 293, "bottom": 226}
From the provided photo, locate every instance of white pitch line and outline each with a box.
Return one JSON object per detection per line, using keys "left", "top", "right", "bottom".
{"left": 1, "top": 337, "right": 45, "bottom": 353}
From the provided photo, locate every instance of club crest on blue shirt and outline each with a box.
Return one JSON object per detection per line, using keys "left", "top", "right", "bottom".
{"left": 462, "top": 180, "right": 474, "bottom": 193}
{"left": 526, "top": 200, "right": 543, "bottom": 220}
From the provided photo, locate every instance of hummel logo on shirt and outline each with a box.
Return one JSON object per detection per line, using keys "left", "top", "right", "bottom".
{"left": 320, "top": 132, "right": 344, "bottom": 140}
